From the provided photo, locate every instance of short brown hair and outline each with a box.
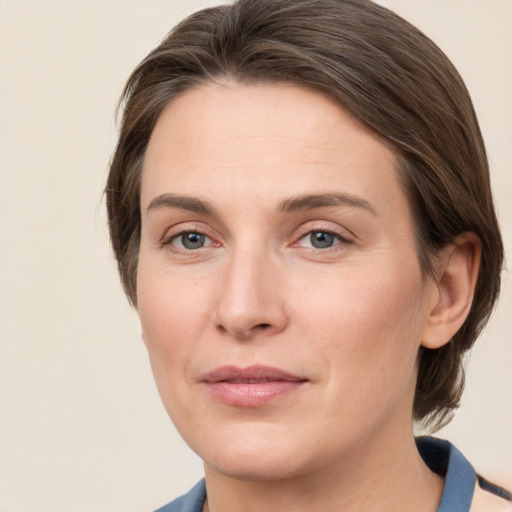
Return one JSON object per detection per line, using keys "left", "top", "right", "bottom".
{"left": 106, "top": 0, "right": 504, "bottom": 430}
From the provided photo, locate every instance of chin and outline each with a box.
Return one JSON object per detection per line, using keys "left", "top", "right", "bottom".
{"left": 184, "top": 424, "right": 312, "bottom": 482}
{"left": 204, "top": 449, "right": 307, "bottom": 482}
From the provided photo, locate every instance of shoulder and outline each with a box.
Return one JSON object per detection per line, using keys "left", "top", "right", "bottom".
{"left": 153, "top": 480, "right": 206, "bottom": 512}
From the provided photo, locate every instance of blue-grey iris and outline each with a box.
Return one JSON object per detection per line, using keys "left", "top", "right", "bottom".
{"left": 310, "top": 231, "right": 335, "bottom": 248}
{"left": 182, "top": 232, "right": 205, "bottom": 249}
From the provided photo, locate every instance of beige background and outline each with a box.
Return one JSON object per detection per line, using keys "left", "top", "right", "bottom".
{"left": 0, "top": 1, "right": 510, "bottom": 511}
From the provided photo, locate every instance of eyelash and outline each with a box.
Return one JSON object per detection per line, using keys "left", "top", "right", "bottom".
{"left": 162, "top": 229, "right": 217, "bottom": 251}
{"left": 293, "top": 227, "right": 354, "bottom": 251}
{"left": 161, "top": 226, "right": 354, "bottom": 253}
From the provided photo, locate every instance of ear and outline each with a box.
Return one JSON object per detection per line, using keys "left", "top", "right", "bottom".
{"left": 421, "top": 233, "right": 481, "bottom": 349}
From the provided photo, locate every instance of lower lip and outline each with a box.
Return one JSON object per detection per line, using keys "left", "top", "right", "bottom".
{"left": 204, "top": 381, "right": 307, "bottom": 407}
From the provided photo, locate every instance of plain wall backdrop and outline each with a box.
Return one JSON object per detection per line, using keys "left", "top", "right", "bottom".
{"left": 1, "top": 1, "right": 511, "bottom": 511}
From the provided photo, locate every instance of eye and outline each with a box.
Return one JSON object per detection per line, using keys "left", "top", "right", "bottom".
{"left": 298, "top": 230, "right": 348, "bottom": 249}
{"left": 170, "top": 231, "right": 212, "bottom": 250}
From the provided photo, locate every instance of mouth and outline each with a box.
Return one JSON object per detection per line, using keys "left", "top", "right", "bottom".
{"left": 200, "top": 365, "right": 308, "bottom": 407}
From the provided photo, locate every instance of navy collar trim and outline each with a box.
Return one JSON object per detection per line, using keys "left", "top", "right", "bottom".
{"left": 417, "top": 436, "right": 476, "bottom": 512}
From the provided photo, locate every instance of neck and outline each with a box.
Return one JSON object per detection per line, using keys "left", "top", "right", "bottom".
{"left": 203, "top": 425, "right": 443, "bottom": 512}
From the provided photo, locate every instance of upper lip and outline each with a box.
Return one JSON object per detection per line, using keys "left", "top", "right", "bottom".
{"left": 201, "top": 365, "right": 307, "bottom": 383}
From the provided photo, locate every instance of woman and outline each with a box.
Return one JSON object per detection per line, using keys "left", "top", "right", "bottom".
{"left": 106, "top": 0, "right": 510, "bottom": 511}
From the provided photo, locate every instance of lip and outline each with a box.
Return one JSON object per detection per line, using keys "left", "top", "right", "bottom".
{"left": 200, "top": 365, "right": 308, "bottom": 407}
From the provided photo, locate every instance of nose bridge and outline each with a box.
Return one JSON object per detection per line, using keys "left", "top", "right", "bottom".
{"left": 214, "top": 240, "right": 287, "bottom": 340}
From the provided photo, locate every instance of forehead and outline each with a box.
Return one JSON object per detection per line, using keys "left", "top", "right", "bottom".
{"left": 141, "top": 82, "right": 403, "bottom": 219}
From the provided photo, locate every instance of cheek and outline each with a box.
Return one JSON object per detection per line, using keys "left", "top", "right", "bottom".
{"left": 293, "top": 262, "right": 427, "bottom": 386}
{"left": 136, "top": 262, "right": 212, "bottom": 389}
{"left": 138, "top": 256, "right": 210, "bottom": 334}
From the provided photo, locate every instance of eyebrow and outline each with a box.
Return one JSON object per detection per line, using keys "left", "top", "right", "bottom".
{"left": 277, "top": 193, "right": 377, "bottom": 215}
{"left": 146, "top": 194, "right": 217, "bottom": 216}
{"left": 145, "top": 192, "right": 377, "bottom": 217}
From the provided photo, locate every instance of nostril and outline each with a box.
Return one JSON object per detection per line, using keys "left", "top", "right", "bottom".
{"left": 257, "top": 323, "right": 271, "bottom": 330}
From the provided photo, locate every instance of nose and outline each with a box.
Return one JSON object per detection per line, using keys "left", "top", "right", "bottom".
{"left": 213, "top": 247, "right": 288, "bottom": 341}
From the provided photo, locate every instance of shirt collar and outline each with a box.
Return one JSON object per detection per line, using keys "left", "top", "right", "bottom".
{"left": 417, "top": 436, "right": 476, "bottom": 512}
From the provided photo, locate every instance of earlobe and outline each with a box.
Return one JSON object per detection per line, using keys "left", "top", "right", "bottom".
{"left": 421, "top": 233, "right": 481, "bottom": 349}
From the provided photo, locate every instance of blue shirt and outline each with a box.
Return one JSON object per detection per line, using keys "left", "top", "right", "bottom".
{"left": 154, "top": 437, "right": 511, "bottom": 512}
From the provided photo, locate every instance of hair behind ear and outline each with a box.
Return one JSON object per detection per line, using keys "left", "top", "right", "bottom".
{"left": 415, "top": 343, "right": 463, "bottom": 430}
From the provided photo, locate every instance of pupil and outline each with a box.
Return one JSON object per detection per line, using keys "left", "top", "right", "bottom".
{"left": 182, "top": 232, "right": 205, "bottom": 249}
{"left": 311, "top": 231, "right": 334, "bottom": 248}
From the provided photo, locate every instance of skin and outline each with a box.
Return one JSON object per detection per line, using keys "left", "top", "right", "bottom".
{"left": 137, "top": 83, "right": 478, "bottom": 512}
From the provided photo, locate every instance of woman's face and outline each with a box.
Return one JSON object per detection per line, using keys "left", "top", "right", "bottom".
{"left": 137, "top": 83, "right": 438, "bottom": 480}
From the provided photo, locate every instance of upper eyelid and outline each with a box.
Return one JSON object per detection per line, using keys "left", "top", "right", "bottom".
{"left": 161, "top": 222, "right": 215, "bottom": 243}
{"left": 294, "top": 231, "right": 352, "bottom": 250}
{"left": 299, "top": 226, "right": 350, "bottom": 237}
{"left": 293, "top": 222, "right": 355, "bottom": 241}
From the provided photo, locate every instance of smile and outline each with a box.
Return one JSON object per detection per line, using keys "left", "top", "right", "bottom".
{"left": 200, "top": 365, "right": 308, "bottom": 407}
